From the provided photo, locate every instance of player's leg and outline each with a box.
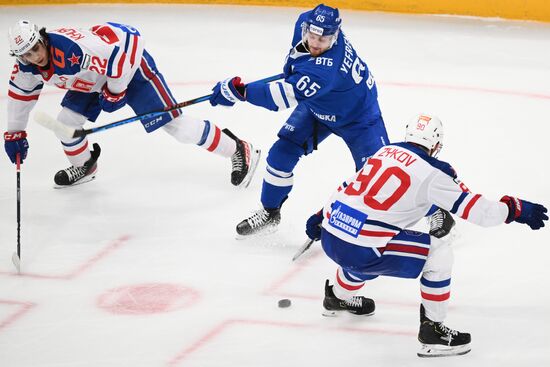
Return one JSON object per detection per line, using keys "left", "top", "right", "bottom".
{"left": 127, "top": 51, "right": 260, "bottom": 187}
{"left": 322, "top": 229, "right": 432, "bottom": 317}
{"left": 320, "top": 230, "right": 378, "bottom": 316}
{"left": 417, "top": 236, "right": 471, "bottom": 357}
{"left": 54, "top": 91, "right": 102, "bottom": 187}
{"left": 236, "top": 106, "right": 332, "bottom": 236}
{"left": 338, "top": 115, "right": 389, "bottom": 170}
{"left": 323, "top": 268, "right": 377, "bottom": 316}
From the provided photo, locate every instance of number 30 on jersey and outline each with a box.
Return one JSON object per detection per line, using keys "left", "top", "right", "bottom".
{"left": 344, "top": 158, "right": 411, "bottom": 211}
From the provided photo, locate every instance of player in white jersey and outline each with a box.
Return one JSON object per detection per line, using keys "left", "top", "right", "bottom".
{"left": 4, "top": 20, "right": 260, "bottom": 187}
{"left": 305, "top": 114, "right": 548, "bottom": 357}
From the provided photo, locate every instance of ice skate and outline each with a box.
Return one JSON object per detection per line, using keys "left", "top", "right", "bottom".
{"left": 54, "top": 143, "right": 101, "bottom": 188}
{"left": 417, "top": 305, "right": 471, "bottom": 357}
{"left": 223, "top": 128, "right": 261, "bottom": 188}
{"left": 322, "top": 280, "right": 375, "bottom": 317}
{"left": 429, "top": 207, "right": 455, "bottom": 238}
{"left": 236, "top": 207, "right": 281, "bottom": 237}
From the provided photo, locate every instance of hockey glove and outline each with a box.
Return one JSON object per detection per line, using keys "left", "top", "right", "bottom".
{"left": 99, "top": 86, "right": 127, "bottom": 113}
{"left": 306, "top": 210, "right": 324, "bottom": 241}
{"left": 4, "top": 131, "right": 28, "bottom": 164}
{"left": 429, "top": 208, "right": 455, "bottom": 238}
{"left": 209, "top": 77, "right": 246, "bottom": 107}
{"left": 500, "top": 195, "right": 548, "bottom": 230}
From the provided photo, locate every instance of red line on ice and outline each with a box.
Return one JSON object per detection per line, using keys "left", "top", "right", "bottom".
{"left": 167, "top": 318, "right": 413, "bottom": 366}
{"left": 0, "top": 300, "right": 36, "bottom": 332}
{"left": 0, "top": 235, "right": 131, "bottom": 279}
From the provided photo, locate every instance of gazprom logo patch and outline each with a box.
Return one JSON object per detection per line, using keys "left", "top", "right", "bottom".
{"left": 328, "top": 201, "right": 367, "bottom": 238}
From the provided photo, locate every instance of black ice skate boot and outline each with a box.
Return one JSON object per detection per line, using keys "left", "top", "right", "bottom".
{"left": 417, "top": 304, "right": 471, "bottom": 357}
{"left": 322, "top": 279, "right": 375, "bottom": 317}
{"left": 223, "top": 128, "right": 261, "bottom": 188}
{"left": 54, "top": 143, "right": 101, "bottom": 188}
{"left": 236, "top": 207, "right": 281, "bottom": 237}
{"left": 429, "top": 208, "right": 456, "bottom": 238}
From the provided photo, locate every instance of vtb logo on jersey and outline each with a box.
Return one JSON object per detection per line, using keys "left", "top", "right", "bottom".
{"left": 329, "top": 201, "right": 368, "bottom": 238}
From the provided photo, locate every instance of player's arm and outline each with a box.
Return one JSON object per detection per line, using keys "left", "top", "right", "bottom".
{"left": 4, "top": 62, "right": 43, "bottom": 164}
{"left": 94, "top": 23, "right": 144, "bottom": 112}
{"left": 429, "top": 170, "right": 547, "bottom": 230}
{"left": 306, "top": 174, "right": 356, "bottom": 241}
{"left": 209, "top": 68, "right": 332, "bottom": 111}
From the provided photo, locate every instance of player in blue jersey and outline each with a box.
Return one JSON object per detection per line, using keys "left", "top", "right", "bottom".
{"left": 5, "top": 20, "right": 260, "bottom": 188}
{"left": 209, "top": 4, "right": 389, "bottom": 236}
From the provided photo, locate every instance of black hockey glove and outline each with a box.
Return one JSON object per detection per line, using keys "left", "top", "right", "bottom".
{"left": 306, "top": 210, "right": 323, "bottom": 241}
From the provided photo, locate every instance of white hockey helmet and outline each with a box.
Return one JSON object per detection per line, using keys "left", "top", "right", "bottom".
{"left": 405, "top": 113, "right": 444, "bottom": 156}
{"left": 8, "top": 20, "right": 42, "bottom": 60}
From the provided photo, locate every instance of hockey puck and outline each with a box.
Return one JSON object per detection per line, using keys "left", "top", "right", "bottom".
{"left": 278, "top": 298, "right": 291, "bottom": 308}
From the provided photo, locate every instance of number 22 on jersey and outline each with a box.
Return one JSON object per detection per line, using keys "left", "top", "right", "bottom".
{"left": 344, "top": 158, "right": 411, "bottom": 211}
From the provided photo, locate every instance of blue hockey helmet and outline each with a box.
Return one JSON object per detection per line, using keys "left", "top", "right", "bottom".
{"left": 304, "top": 4, "right": 341, "bottom": 37}
{"left": 302, "top": 4, "right": 341, "bottom": 52}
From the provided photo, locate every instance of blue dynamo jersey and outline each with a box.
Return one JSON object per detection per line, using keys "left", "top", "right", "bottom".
{"left": 246, "top": 10, "right": 381, "bottom": 127}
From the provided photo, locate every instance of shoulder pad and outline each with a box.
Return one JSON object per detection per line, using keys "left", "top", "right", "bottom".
{"left": 393, "top": 142, "right": 458, "bottom": 178}
{"left": 434, "top": 160, "right": 458, "bottom": 179}
{"left": 18, "top": 62, "right": 37, "bottom": 73}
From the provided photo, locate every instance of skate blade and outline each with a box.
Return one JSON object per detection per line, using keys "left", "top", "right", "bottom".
{"left": 417, "top": 343, "right": 471, "bottom": 358}
{"left": 322, "top": 309, "right": 375, "bottom": 317}
{"left": 53, "top": 173, "right": 97, "bottom": 189}
{"left": 322, "top": 309, "right": 339, "bottom": 317}
{"left": 235, "top": 223, "right": 279, "bottom": 240}
{"left": 237, "top": 148, "right": 261, "bottom": 189}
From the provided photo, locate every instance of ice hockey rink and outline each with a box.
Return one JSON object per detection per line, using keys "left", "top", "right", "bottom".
{"left": 0, "top": 4, "right": 549, "bottom": 366}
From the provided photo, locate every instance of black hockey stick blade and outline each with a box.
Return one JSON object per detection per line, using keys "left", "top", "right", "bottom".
{"left": 292, "top": 238, "right": 315, "bottom": 261}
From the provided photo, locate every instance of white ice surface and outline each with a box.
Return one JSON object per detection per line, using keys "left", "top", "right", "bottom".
{"left": 0, "top": 5, "right": 549, "bottom": 367}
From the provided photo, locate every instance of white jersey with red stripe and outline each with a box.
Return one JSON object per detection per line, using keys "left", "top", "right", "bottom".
{"left": 7, "top": 22, "right": 144, "bottom": 132}
{"left": 322, "top": 142, "right": 509, "bottom": 247}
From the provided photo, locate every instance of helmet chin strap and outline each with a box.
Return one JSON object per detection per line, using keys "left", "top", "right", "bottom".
{"left": 302, "top": 39, "right": 311, "bottom": 53}
{"left": 430, "top": 143, "right": 443, "bottom": 157}
{"left": 328, "top": 30, "right": 339, "bottom": 48}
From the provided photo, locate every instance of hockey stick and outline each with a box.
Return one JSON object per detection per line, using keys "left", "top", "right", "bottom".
{"left": 35, "top": 73, "right": 285, "bottom": 139}
{"left": 292, "top": 238, "right": 315, "bottom": 262}
{"left": 12, "top": 153, "right": 22, "bottom": 273}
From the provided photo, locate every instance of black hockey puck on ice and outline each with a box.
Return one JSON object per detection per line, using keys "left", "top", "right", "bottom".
{"left": 278, "top": 299, "right": 291, "bottom": 308}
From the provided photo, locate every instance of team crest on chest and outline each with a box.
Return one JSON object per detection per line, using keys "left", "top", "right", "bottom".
{"left": 68, "top": 53, "right": 81, "bottom": 66}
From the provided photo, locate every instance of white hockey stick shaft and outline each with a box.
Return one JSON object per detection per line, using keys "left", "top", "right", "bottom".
{"left": 34, "top": 111, "right": 77, "bottom": 138}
